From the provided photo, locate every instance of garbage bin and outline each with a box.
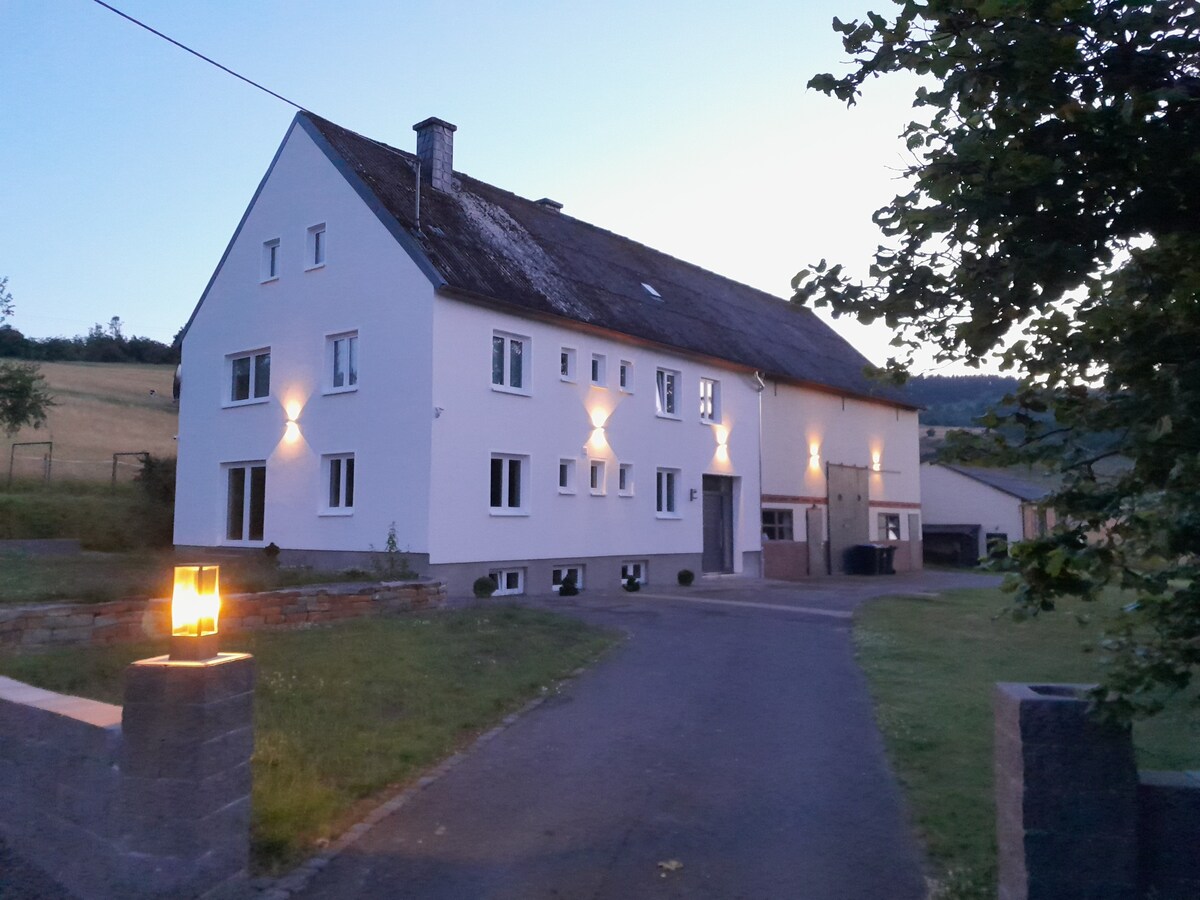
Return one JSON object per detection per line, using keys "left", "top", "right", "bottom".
{"left": 879, "top": 544, "right": 897, "bottom": 575}
{"left": 845, "top": 544, "right": 881, "bottom": 575}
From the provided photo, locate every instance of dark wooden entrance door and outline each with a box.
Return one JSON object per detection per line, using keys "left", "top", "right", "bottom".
{"left": 826, "top": 464, "right": 870, "bottom": 574}
{"left": 702, "top": 475, "right": 734, "bottom": 573}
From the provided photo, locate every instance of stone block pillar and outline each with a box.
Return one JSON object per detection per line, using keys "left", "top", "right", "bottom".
{"left": 119, "top": 653, "right": 255, "bottom": 898}
{"left": 994, "top": 682, "right": 1139, "bottom": 900}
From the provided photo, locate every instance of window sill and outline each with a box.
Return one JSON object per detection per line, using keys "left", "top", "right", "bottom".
{"left": 700, "top": 418, "right": 720, "bottom": 426}
{"left": 589, "top": 491, "right": 606, "bottom": 498}
{"left": 260, "top": 276, "right": 279, "bottom": 284}
{"left": 656, "top": 512, "right": 682, "bottom": 520}
{"left": 558, "top": 489, "right": 576, "bottom": 496}
{"left": 323, "top": 385, "right": 359, "bottom": 396}
{"left": 655, "top": 412, "right": 681, "bottom": 421}
{"left": 305, "top": 262, "right": 326, "bottom": 272}
{"left": 223, "top": 397, "right": 270, "bottom": 409}
{"left": 489, "top": 508, "right": 530, "bottom": 517}
{"left": 491, "top": 385, "right": 531, "bottom": 397}
{"left": 618, "top": 491, "right": 634, "bottom": 498}
{"left": 319, "top": 509, "right": 354, "bottom": 517}
{"left": 560, "top": 376, "right": 577, "bottom": 384}
{"left": 590, "top": 382, "right": 607, "bottom": 390}
{"left": 222, "top": 539, "right": 267, "bottom": 547}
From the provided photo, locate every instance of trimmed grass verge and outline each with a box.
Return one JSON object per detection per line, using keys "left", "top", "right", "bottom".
{"left": 0, "top": 606, "right": 619, "bottom": 872}
{"left": 855, "top": 587, "right": 1200, "bottom": 900}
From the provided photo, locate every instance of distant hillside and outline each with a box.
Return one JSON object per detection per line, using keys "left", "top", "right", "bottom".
{"left": 905, "top": 374, "right": 1020, "bottom": 426}
{"left": 3, "top": 362, "right": 178, "bottom": 483}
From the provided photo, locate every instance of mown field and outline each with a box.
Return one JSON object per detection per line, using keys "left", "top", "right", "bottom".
{"left": 3, "top": 361, "right": 177, "bottom": 483}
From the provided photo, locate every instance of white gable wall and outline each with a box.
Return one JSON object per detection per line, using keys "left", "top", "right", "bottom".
{"left": 920, "top": 463, "right": 1024, "bottom": 556}
{"left": 427, "top": 296, "right": 763, "bottom": 582}
{"left": 174, "top": 124, "right": 437, "bottom": 556}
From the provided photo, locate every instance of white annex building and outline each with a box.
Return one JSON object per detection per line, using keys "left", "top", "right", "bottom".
{"left": 174, "top": 113, "right": 922, "bottom": 595}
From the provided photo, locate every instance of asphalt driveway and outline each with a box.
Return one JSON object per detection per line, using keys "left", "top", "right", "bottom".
{"left": 295, "top": 569, "right": 997, "bottom": 900}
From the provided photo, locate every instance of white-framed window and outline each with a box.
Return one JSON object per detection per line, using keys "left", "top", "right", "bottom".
{"left": 762, "top": 509, "right": 794, "bottom": 541}
{"left": 227, "top": 349, "right": 270, "bottom": 404}
{"left": 489, "top": 453, "right": 528, "bottom": 514}
{"left": 323, "top": 453, "right": 355, "bottom": 514}
{"left": 489, "top": 568, "right": 525, "bottom": 596}
{"left": 589, "top": 459, "right": 606, "bottom": 495}
{"left": 591, "top": 353, "right": 607, "bottom": 387}
{"left": 552, "top": 566, "right": 584, "bottom": 592}
{"left": 261, "top": 239, "right": 280, "bottom": 282}
{"left": 492, "top": 331, "right": 529, "bottom": 393}
{"left": 619, "top": 360, "right": 633, "bottom": 392}
{"left": 620, "top": 560, "right": 647, "bottom": 585}
{"left": 560, "top": 347, "right": 577, "bottom": 382}
{"left": 655, "top": 368, "right": 680, "bottom": 417}
{"left": 699, "top": 377, "right": 721, "bottom": 423}
{"left": 878, "top": 513, "right": 901, "bottom": 541}
{"left": 224, "top": 462, "right": 266, "bottom": 543}
{"left": 558, "top": 457, "right": 577, "bottom": 494}
{"left": 327, "top": 332, "right": 358, "bottom": 392}
{"left": 618, "top": 463, "right": 634, "bottom": 496}
{"left": 656, "top": 467, "right": 680, "bottom": 517}
{"left": 306, "top": 223, "right": 326, "bottom": 269}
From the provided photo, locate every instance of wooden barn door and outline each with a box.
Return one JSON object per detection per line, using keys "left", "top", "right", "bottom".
{"left": 827, "top": 464, "right": 870, "bottom": 575}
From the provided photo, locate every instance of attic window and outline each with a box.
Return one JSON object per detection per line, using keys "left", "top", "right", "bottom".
{"left": 641, "top": 283, "right": 662, "bottom": 300}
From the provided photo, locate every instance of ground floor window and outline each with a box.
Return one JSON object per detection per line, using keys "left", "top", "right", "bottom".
{"left": 225, "top": 462, "right": 266, "bottom": 542}
{"left": 762, "top": 508, "right": 794, "bottom": 541}
{"left": 620, "top": 560, "right": 646, "bottom": 585}
{"left": 552, "top": 565, "right": 584, "bottom": 592}
{"left": 490, "top": 453, "right": 528, "bottom": 513}
{"left": 878, "top": 513, "right": 901, "bottom": 541}
{"left": 324, "top": 453, "right": 355, "bottom": 512}
{"left": 656, "top": 468, "right": 680, "bottom": 516}
{"left": 489, "top": 568, "right": 525, "bottom": 596}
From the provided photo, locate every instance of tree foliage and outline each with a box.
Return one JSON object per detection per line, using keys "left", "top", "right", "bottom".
{"left": 0, "top": 278, "right": 54, "bottom": 436}
{"left": 798, "top": 1, "right": 1200, "bottom": 718}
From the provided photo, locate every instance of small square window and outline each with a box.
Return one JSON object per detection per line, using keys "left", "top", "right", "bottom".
{"left": 552, "top": 566, "right": 584, "bottom": 592}
{"left": 307, "top": 223, "right": 326, "bottom": 269}
{"left": 560, "top": 347, "right": 577, "bottom": 382}
{"left": 656, "top": 468, "right": 680, "bottom": 516}
{"left": 619, "top": 360, "right": 633, "bottom": 392}
{"left": 762, "top": 509, "right": 794, "bottom": 541}
{"left": 589, "top": 459, "right": 606, "bottom": 495}
{"left": 618, "top": 463, "right": 634, "bottom": 496}
{"left": 591, "top": 353, "right": 607, "bottom": 387}
{"left": 558, "top": 457, "right": 577, "bottom": 494}
{"left": 261, "top": 239, "right": 280, "bottom": 282}
{"left": 227, "top": 349, "right": 270, "bottom": 404}
{"left": 878, "top": 513, "right": 901, "bottom": 541}
{"left": 488, "top": 568, "right": 525, "bottom": 596}
{"left": 492, "top": 331, "right": 529, "bottom": 393}
{"left": 490, "top": 453, "right": 528, "bottom": 514}
{"left": 700, "top": 377, "right": 721, "bottom": 423}
{"left": 620, "top": 561, "right": 646, "bottom": 585}
{"left": 323, "top": 454, "right": 356, "bottom": 514}
{"left": 327, "top": 332, "right": 358, "bottom": 392}
{"left": 655, "top": 368, "right": 680, "bottom": 418}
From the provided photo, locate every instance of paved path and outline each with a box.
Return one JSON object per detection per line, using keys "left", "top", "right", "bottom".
{"left": 297, "top": 570, "right": 998, "bottom": 900}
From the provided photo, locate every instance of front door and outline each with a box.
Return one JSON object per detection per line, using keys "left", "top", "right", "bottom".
{"left": 826, "top": 464, "right": 870, "bottom": 574}
{"left": 702, "top": 475, "right": 734, "bottom": 573}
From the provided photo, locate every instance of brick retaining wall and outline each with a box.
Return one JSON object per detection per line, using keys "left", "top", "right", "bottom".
{"left": 0, "top": 581, "right": 446, "bottom": 651}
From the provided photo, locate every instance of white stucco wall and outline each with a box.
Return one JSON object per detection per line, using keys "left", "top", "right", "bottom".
{"left": 920, "top": 463, "right": 1024, "bottom": 555}
{"left": 760, "top": 382, "right": 921, "bottom": 541}
{"left": 175, "top": 122, "right": 436, "bottom": 554}
{"left": 427, "top": 298, "right": 762, "bottom": 572}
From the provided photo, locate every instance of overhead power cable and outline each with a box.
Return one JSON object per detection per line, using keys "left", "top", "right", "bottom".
{"left": 90, "top": 0, "right": 309, "bottom": 111}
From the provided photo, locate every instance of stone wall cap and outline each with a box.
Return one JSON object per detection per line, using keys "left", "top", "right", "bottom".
{"left": 0, "top": 675, "right": 122, "bottom": 728}
{"left": 130, "top": 651, "right": 253, "bottom": 670}
{"left": 995, "top": 681, "right": 1097, "bottom": 702}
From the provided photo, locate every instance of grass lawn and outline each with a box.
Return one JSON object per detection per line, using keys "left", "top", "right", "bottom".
{"left": 856, "top": 588, "right": 1200, "bottom": 899}
{"left": 0, "top": 605, "right": 619, "bottom": 872}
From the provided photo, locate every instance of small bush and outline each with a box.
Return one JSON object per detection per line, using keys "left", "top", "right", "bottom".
{"left": 623, "top": 576, "right": 641, "bottom": 592}
{"left": 677, "top": 569, "right": 695, "bottom": 586}
{"left": 473, "top": 575, "right": 498, "bottom": 599}
{"left": 558, "top": 576, "right": 579, "bottom": 597}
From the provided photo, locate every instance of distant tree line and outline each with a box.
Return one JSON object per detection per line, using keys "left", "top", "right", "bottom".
{"left": 904, "top": 374, "right": 1020, "bottom": 426}
{"left": 0, "top": 317, "right": 180, "bottom": 365}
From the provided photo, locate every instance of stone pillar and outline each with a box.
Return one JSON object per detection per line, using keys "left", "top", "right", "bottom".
{"left": 994, "top": 682, "right": 1139, "bottom": 900}
{"left": 118, "top": 653, "right": 255, "bottom": 898}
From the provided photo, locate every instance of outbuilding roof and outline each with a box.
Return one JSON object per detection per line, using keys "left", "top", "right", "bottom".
{"left": 936, "top": 464, "right": 1056, "bottom": 502}
{"left": 299, "top": 113, "right": 914, "bottom": 409}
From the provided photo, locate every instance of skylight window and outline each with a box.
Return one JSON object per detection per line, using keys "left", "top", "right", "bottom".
{"left": 641, "top": 282, "right": 662, "bottom": 300}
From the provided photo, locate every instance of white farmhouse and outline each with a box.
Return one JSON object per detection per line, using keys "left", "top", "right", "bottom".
{"left": 174, "top": 113, "right": 921, "bottom": 594}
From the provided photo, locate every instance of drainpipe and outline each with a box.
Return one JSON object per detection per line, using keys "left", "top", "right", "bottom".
{"left": 753, "top": 371, "right": 766, "bottom": 578}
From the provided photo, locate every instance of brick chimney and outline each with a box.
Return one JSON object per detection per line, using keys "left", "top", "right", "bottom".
{"left": 413, "top": 117, "right": 457, "bottom": 192}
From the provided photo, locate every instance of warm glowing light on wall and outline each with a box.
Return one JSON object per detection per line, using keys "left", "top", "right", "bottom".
{"left": 809, "top": 442, "right": 821, "bottom": 470}
{"left": 283, "top": 400, "right": 303, "bottom": 444}
{"left": 872, "top": 451, "right": 882, "bottom": 472}
{"left": 170, "top": 564, "right": 220, "bottom": 661}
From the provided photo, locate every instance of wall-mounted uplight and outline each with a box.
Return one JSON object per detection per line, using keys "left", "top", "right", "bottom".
{"left": 587, "top": 407, "right": 610, "bottom": 454}
{"left": 170, "top": 564, "right": 220, "bottom": 661}
{"left": 809, "top": 442, "right": 821, "bottom": 470}
{"left": 283, "top": 400, "right": 303, "bottom": 444}
{"left": 872, "top": 451, "right": 882, "bottom": 472}
{"left": 713, "top": 425, "right": 730, "bottom": 464}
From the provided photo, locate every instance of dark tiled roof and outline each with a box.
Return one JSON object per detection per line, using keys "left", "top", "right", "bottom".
{"left": 300, "top": 113, "right": 914, "bottom": 408}
{"left": 938, "top": 464, "right": 1056, "bottom": 501}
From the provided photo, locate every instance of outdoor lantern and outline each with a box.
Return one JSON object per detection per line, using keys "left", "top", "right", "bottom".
{"left": 170, "top": 564, "right": 221, "bottom": 661}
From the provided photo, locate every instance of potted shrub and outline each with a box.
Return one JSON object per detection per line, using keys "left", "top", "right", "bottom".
{"left": 558, "top": 575, "right": 579, "bottom": 597}
{"left": 677, "top": 569, "right": 695, "bottom": 586}
{"left": 473, "top": 575, "right": 498, "bottom": 599}
{"left": 623, "top": 576, "right": 641, "bottom": 592}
